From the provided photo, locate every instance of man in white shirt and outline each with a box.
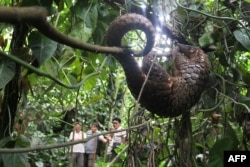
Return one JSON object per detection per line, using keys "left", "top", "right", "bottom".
{"left": 107, "top": 117, "right": 127, "bottom": 162}
{"left": 69, "top": 122, "right": 86, "bottom": 167}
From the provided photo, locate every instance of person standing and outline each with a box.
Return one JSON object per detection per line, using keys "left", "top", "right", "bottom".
{"left": 107, "top": 117, "right": 127, "bottom": 162}
{"left": 84, "top": 123, "right": 107, "bottom": 167}
{"left": 69, "top": 122, "right": 86, "bottom": 167}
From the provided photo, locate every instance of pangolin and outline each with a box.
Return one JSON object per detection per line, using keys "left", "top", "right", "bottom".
{"left": 106, "top": 13, "right": 210, "bottom": 117}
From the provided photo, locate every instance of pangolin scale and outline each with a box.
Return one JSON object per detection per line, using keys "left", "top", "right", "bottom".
{"left": 106, "top": 13, "right": 210, "bottom": 117}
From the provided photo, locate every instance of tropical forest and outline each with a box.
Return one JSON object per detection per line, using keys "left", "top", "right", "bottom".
{"left": 0, "top": 0, "right": 250, "bottom": 167}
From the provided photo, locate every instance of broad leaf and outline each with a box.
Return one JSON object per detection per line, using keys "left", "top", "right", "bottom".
{"left": 43, "top": 59, "right": 58, "bottom": 77}
{"left": 0, "top": 60, "right": 16, "bottom": 89}
{"left": 92, "top": 20, "right": 108, "bottom": 44}
{"left": 208, "top": 137, "right": 236, "bottom": 167}
{"left": 74, "top": 1, "right": 98, "bottom": 29}
{"left": 0, "top": 135, "right": 30, "bottom": 167}
{"left": 1, "top": 152, "right": 29, "bottom": 167}
{"left": 60, "top": 51, "right": 76, "bottom": 68}
{"left": 28, "top": 31, "right": 57, "bottom": 65}
{"left": 233, "top": 29, "right": 250, "bottom": 51}
{"left": 69, "top": 22, "right": 92, "bottom": 42}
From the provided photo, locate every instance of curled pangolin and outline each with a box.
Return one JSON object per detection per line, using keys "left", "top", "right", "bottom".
{"left": 106, "top": 13, "right": 210, "bottom": 117}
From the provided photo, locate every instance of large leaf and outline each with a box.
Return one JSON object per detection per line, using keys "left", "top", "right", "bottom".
{"left": 208, "top": 137, "right": 236, "bottom": 167}
{"left": 92, "top": 20, "right": 108, "bottom": 44}
{"left": 1, "top": 152, "right": 29, "bottom": 167}
{"left": 43, "top": 59, "right": 58, "bottom": 77}
{"left": 0, "top": 60, "right": 16, "bottom": 89}
{"left": 28, "top": 31, "right": 57, "bottom": 65}
{"left": 0, "top": 135, "right": 30, "bottom": 167}
{"left": 233, "top": 29, "right": 250, "bottom": 51}
{"left": 59, "top": 48, "right": 76, "bottom": 68}
{"left": 69, "top": 22, "right": 92, "bottom": 42}
{"left": 74, "top": 1, "right": 98, "bottom": 29}
{"left": 0, "top": 136, "right": 12, "bottom": 148}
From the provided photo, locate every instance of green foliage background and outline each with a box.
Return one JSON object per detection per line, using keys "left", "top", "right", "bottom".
{"left": 0, "top": 0, "right": 250, "bottom": 166}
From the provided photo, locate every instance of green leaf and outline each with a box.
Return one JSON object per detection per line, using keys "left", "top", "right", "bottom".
{"left": 1, "top": 153, "right": 29, "bottom": 167}
{"left": 237, "top": 64, "right": 250, "bottom": 85}
{"left": 199, "top": 31, "right": 214, "bottom": 47}
{"left": 0, "top": 136, "right": 12, "bottom": 148}
{"left": 83, "top": 75, "right": 98, "bottom": 90}
{"left": 74, "top": 2, "right": 98, "bottom": 29}
{"left": 153, "top": 127, "right": 161, "bottom": 138}
{"left": 92, "top": 21, "right": 108, "bottom": 44}
{"left": 238, "top": 96, "right": 250, "bottom": 108}
{"left": 0, "top": 60, "right": 16, "bottom": 89}
{"left": 69, "top": 22, "right": 92, "bottom": 42}
{"left": 28, "top": 31, "right": 57, "bottom": 65}
{"left": 0, "top": 136, "right": 29, "bottom": 167}
{"left": 60, "top": 55, "right": 76, "bottom": 68}
{"left": 84, "top": 95, "right": 103, "bottom": 106}
{"left": 208, "top": 137, "right": 235, "bottom": 167}
{"left": 233, "top": 29, "right": 250, "bottom": 51}
{"left": 66, "top": 73, "right": 78, "bottom": 85}
{"left": 15, "top": 134, "right": 31, "bottom": 148}
{"left": 43, "top": 59, "right": 58, "bottom": 77}
{"left": 225, "top": 122, "right": 240, "bottom": 149}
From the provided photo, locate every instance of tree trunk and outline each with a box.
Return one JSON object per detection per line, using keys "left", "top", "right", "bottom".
{"left": 179, "top": 111, "right": 193, "bottom": 167}
{"left": 0, "top": 23, "right": 29, "bottom": 139}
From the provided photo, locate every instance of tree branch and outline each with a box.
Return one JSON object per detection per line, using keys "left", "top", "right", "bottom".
{"left": 0, "top": 7, "right": 124, "bottom": 54}
{"left": 0, "top": 121, "right": 149, "bottom": 153}
{"left": 0, "top": 51, "right": 101, "bottom": 89}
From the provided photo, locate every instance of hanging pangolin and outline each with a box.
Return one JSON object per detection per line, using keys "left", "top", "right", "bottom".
{"left": 106, "top": 13, "right": 210, "bottom": 117}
